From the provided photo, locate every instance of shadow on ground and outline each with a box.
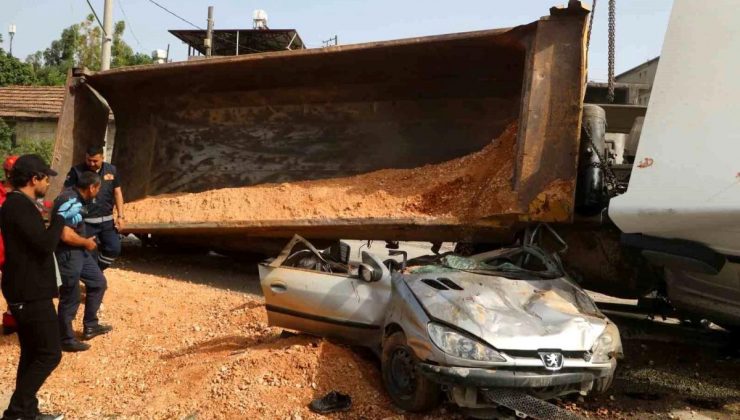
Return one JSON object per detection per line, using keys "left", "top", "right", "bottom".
{"left": 116, "top": 242, "right": 264, "bottom": 296}
{"left": 579, "top": 312, "right": 740, "bottom": 418}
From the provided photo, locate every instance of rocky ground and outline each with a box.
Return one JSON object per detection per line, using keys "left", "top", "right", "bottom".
{"left": 0, "top": 244, "right": 738, "bottom": 419}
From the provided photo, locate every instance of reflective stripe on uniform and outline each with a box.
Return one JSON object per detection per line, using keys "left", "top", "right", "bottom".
{"left": 84, "top": 215, "right": 114, "bottom": 224}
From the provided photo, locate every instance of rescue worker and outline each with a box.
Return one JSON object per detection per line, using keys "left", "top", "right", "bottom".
{"left": 64, "top": 145, "right": 124, "bottom": 270}
{"left": 54, "top": 171, "right": 112, "bottom": 352}
{"left": 1, "top": 154, "right": 77, "bottom": 420}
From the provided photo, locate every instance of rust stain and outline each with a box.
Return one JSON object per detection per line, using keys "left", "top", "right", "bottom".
{"left": 637, "top": 157, "right": 654, "bottom": 168}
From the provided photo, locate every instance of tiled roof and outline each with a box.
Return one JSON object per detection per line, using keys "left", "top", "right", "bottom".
{"left": 0, "top": 85, "right": 66, "bottom": 119}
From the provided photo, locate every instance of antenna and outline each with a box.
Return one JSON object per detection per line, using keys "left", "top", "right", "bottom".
{"left": 322, "top": 35, "right": 338, "bottom": 47}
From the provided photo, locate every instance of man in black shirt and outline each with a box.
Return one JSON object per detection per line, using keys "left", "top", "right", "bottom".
{"left": 64, "top": 145, "right": 124, "bottom": 271}
{"left": 1, "top": 154, "right": 81, "bottom": 420}
{"left": 54, "top": 172, "right": 112, "bottom": 353}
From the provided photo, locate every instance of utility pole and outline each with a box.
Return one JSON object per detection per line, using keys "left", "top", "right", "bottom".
{"left": 205, "top": 6, "right": 214, "bottom": 57}
{"left": 101, "top": 0, "right": 114, "bottom": 70}
{"left": 8, "top": 24, "right": 16, "bottom": 57}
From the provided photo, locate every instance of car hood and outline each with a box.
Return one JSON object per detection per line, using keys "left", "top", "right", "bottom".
{"left": 404, "top": 272, "right": 607, "bottom": 351}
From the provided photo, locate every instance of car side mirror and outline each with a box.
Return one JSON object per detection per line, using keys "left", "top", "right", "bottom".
{"left": 360, "top": 250, "right": 389, "bottom": 283}
{"left": 358, "top": 263, "right": 382, "bottom": 282}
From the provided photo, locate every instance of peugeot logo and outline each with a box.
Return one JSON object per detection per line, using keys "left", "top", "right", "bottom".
{"left": 538, "top": 351, "right": 564, "bottom": 371}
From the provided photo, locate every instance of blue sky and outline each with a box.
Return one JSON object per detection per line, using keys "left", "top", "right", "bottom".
{"left": 1, "top": 0, "right": 673, "bottom": 81}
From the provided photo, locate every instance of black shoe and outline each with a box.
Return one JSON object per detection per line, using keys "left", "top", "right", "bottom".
{"left": 82, "top": 324, "right": 113, "bottom": 341}
{"left": 61, "top": 340, "right": 91, "bottom": 352}
{"left": 309, "top": 391, "right": 352, "bottom": 414}
{"left": 35, "top": 414, "right": 64, "bottom": 420}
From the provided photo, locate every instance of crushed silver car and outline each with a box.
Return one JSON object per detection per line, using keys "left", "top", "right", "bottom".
{"left": 259, "top": 235, "right": 623, "bottom": 414}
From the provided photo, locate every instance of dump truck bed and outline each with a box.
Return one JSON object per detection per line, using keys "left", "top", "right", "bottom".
{"left": 50, "top": 3, "right": 589, "bottom": 246}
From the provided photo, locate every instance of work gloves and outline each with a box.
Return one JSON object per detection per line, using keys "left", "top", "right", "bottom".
{"left": 57, "top": 198, "right": 83, "bottom": 225}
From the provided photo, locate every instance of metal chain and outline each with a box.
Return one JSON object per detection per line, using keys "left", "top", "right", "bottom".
{"left": 583, "top": 123, "right": 621, "bottom": 196}
{"left": 587, "top": 0, "right": 597, "bottom": 50}
{"left": 607, "top": 0, "right": 616, "bottom": 102}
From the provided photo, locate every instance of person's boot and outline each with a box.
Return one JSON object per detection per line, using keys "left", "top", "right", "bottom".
{"left": 82, "top": 323, "right": 113, "bottom": 341}
{"left": 61, "top": 340, "right": 90, "bottom": 352}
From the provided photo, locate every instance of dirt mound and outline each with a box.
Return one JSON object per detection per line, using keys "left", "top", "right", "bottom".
{"left": 0, "top": 267, "right": 453, "bottom": 419}
{"left": 125, "top": 122, "right": 538, "bottom": 225}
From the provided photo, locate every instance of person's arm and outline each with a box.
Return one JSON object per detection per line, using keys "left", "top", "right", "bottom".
{"left": 9, "top": 199, "right": 65, "bottom": 254}
{"left": 63, "top": 168, "right": 77, "bottom": 189}
{"left": 60, "top": 226, "right": 97, "bottom": 251}
{"left": 114, "top": 186, "right": 125, "bottom": 231}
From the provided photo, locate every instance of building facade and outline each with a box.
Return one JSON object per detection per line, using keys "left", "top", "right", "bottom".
{"left": 614, "top": 57, "right": 660, "bottom": 105}
{"left": 0, "top": 86, "right": 115, "bottom": 160}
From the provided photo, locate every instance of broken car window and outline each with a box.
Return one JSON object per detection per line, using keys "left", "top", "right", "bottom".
{"left": 409, "top": 245, "right": 563, "bottom": 280}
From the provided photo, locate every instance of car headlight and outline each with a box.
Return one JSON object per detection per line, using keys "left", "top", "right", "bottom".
{"left": 427, "top": 323, "right": 505, "bottom": 362}
{"left": 590, "top": 323, "right": 622, "bottom": 363}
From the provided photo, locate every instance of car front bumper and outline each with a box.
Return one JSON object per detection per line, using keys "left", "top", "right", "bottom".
{"left": 417, "top": 362, "right": 614, "bottom": 388}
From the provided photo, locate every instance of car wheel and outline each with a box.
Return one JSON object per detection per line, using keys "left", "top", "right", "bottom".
{"left": 381, "top": 331, "right": 441, "bottom": 412}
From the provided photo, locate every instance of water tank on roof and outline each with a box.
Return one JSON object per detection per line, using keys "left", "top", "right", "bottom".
{"left": 253, "top": 9, "right": 268, "bottom": 29}
{"left": 151, "top": 49, "right": 167, "bottom": 64}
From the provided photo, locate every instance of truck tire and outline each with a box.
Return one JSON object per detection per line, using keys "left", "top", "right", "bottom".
{"left": 381, "top": 331, "right": 441, "bottom": 412}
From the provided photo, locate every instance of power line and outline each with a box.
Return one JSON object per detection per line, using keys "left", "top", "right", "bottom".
{"left": 117, "top": 0, "right": 145, "bottom": 51}
{"left": 85, "top": 0, "right": 107, "bottom": 36}
{"left": 147, "top": 0, "right": 203, "bottom": 30}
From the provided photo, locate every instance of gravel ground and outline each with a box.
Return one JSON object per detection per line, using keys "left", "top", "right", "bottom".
{"left": 0, "top": 245, "right": 738, "bottom": 419}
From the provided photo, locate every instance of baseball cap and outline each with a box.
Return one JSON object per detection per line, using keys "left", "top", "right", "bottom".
{"left": 12, "top": 154, "right": 58, "bottom": 178}
{"left": 3, "top": 155, "right": 18, "bottom": 171}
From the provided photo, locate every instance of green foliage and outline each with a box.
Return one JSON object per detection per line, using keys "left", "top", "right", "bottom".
{"left": 79, "top": 15, "right": 102, "bottom": 71}
{"left": 0, "top": 51, "right": 36, "bottom": 87}
{"left": 0, "top": 118, "right": 54, "bottom": 165}
{"left": 0, "top": 118, "right": 13, "bottom": 153}
{"left": 13, "top": 138, "right": 54, "bottom": 164}
{"left": 14, "top": 15, "right": 153, "bottom": 86}
{"left": 111, "top": 21, "right": 153, "bottom": 67}
{"left": 42, "top": 24, "right": 80, "bottom": 68}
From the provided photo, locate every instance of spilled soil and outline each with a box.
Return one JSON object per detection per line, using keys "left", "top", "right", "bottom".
{"left": 125, "top": 122, "right": 572, "bottom": 226}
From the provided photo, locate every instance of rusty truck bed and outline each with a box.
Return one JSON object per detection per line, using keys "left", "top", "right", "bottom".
{"left": 50, "top": 3, "right": 589, "bottom": 246}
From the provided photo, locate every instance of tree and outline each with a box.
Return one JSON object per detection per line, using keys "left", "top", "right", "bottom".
{"left": 79, "top": 15, "right": 102, "bottom": 71}
{"left": 26, "top": 15, "right": 152, "bottom": 85}
{"left": 0, "top": 34, "right": 37, "bottom": 86}
{"left": 0, "top": 51, "right": 36, "bottom": 86}
{"left": 111, "top": 21, "right": 153, "bottom": 67}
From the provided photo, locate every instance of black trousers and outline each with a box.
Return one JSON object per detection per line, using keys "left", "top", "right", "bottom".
{"left": 56, "top": 249, "right": 107, "bottom": 344}
{"left": 4, "top": 299, "right": 62, "bottom": 419}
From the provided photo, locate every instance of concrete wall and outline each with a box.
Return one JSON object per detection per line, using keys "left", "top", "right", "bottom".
{"left": 11, "top": 119, "right": 57, "bottom": 144}
{"left": 615, "top": 59, "right": 660, "bottom": 106}
{"left": 8, "top": 117, "right": 116, "bottom": 161}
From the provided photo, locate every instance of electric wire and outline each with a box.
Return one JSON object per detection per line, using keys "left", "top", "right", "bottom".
{"left": 146, "top": 0, "right": 203, "bottom": 30}
{"left": 117, "top": 0, "right": 145, "bottom": 51}
{"left": 85, "top": 0, "right": 107, "bottom": 36}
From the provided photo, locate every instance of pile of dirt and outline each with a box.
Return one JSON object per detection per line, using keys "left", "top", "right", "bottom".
{"left": 125, "top": 122, "right": 571, "bottom": 225}
{"left": 0, "top": 267, "right": 456, "bottom": 419}
{"left": 2, "top": 249, "right": 738, "bottom": 419}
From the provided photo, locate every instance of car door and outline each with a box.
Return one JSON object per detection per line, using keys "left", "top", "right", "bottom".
{"left": 259, "top": 235, "right": 392, "bottom": 347}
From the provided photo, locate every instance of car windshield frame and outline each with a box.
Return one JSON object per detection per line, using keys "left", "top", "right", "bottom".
{"left": 409, "top": 245, "right": 565, "bottom": 280}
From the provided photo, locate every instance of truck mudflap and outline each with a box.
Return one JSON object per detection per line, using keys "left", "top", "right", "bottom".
{"left": 482, "top": 389, "right": 585, "bottom": 420}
